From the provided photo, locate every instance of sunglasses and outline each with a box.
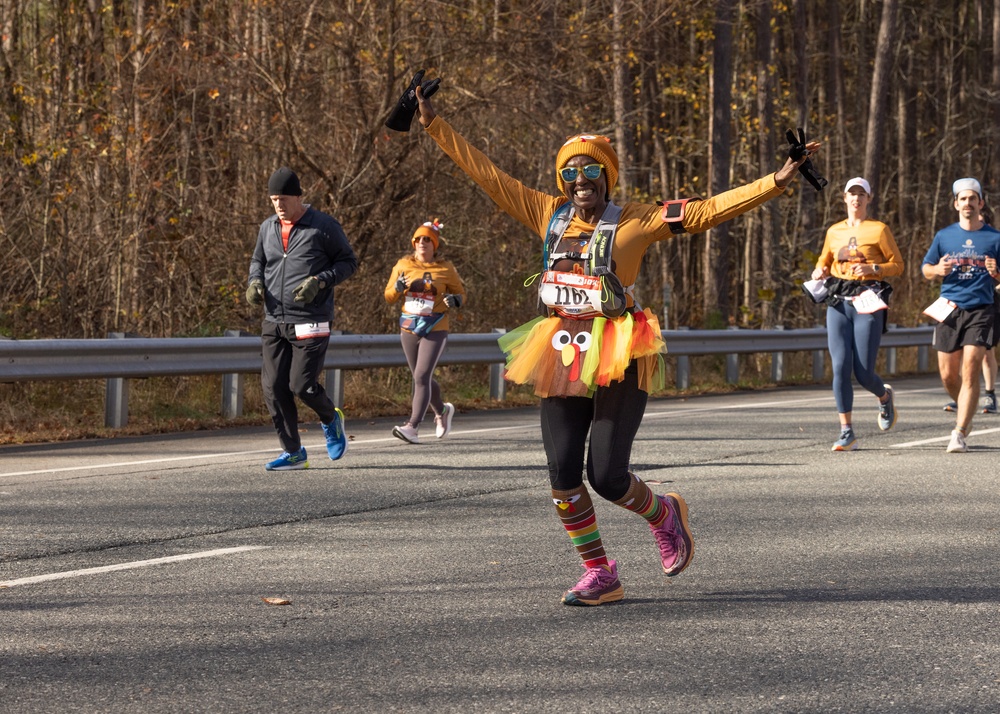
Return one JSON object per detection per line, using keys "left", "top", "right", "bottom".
{"left": 413, "top": 236, "right": 434, "bottom": 243}
{"left": 559, "top": 163, "right": 604, "bottom": 182}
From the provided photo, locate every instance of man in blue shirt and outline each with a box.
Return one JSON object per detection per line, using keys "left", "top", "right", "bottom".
{"left": 922, "top": 177, "right": 1000, "bottom": 452}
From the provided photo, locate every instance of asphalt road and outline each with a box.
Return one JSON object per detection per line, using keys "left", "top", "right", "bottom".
{"left": 2, "top": 374, "right": 1000, "bottom": 713}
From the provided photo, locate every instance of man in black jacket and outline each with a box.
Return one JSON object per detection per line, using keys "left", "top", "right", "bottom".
{"left": 247, "top": 167, "right": 358, "bottom": 471}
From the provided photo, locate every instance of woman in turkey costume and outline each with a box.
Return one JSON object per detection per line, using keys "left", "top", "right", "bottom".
{"left": 411, "top": 79, "right": 820, "bottom": 607}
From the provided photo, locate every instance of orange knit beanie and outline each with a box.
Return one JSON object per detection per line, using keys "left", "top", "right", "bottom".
{"left": 555, "top": 134, "right": 619, "bottom": 196}
{"left": 412, "top": 219, "right": 442, "bottom": 250}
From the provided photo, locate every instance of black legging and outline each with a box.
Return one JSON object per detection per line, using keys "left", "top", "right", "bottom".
{"left": 399, "top": 329, "right": 448, "bottom": 426}
{"left": 540, "top": 361, "right": 647, "bottom": 501}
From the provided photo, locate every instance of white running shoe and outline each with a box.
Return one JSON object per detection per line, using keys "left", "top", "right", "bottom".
{"left": 946, "top": 429, "right": 968, "bottom": 453}
{"left": 392, "top": 423, "right": 420, "bottom": 444}
{"left": 435, "top": 403, "right": 454, "bottom": 439}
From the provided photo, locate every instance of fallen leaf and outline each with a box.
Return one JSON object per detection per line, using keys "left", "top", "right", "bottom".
{"left": 262, "top": 597, "right": 291, "bottom": 606}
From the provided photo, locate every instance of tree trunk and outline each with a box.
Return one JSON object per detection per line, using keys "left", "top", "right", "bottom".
{"left": 755, "top": 0, "right": 778, "bottom": 327}
{"left": 704, "top": 0, "right": 735, "bottom": 324}
{"left": 612, "top": 0, "right": 630, "bottom": 199}
{"left": 863, "top": 0, "right": 899, "bottom": 217}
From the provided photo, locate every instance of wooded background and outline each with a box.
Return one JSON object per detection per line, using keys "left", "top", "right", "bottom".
{"left": 2, "top": 0, "right": 997, "bottom": 342}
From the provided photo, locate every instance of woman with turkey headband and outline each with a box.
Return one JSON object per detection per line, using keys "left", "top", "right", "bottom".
{"left": 384, "top": 219, "right": 466, "bottom": 445}
{"left": 409, "top": 76, "right": 820, "bottom": 607}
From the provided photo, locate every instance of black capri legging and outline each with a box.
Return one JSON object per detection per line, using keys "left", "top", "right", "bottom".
{"left": 540, "top": 361, "right": 647, "bottom": 501}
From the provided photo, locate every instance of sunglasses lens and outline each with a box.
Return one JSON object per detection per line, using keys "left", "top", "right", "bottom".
{"left": 560, "top": 165, "right": 602, "bottom": 182}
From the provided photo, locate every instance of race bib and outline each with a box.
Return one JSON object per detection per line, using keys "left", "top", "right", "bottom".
{"left": 293, "top": 321, "right": 331, "bottom": 340}
{"left": 851, "top": 289, "right": 888, "bottom": 314}
{"left": 403, "top": 292, "right": 435, "bottom": 316}
{"left": 539, "top": 271, "right": 603, "bottom": 318}
{"left": 922, "top": 296, "right": 958, "bottom": 322}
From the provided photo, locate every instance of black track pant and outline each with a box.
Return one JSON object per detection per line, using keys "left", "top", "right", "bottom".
{"left": 260, "top": 320, "right": 338, "bottom": 453}
{"left": 540, "top": 361, "right": 647, "bottom": 501}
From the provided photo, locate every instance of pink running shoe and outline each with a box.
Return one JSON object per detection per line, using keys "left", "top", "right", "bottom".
{"left": 561, "top": 560, "right": 624, "bottom": 606}
{"left": 650, "top": 493, "right": 694, "bottom": 576}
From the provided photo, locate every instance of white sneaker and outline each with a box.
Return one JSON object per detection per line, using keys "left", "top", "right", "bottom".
{"left": 946, "top": 429, "right": 968, "bottom": 453}
{"left": 435, "top": 403, "right": 454, "bottom": 439}
{"left": 392, "top": 423, "right": 420, "bottom": 444}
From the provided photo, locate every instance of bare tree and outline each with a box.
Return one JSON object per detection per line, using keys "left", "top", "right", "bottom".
{"left": 863, "top": 0, "right": 899, "bottom": 217}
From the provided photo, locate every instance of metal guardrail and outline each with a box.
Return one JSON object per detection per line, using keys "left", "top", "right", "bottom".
{"left": 0, "top": 325, "right": 935, "bottom": 427}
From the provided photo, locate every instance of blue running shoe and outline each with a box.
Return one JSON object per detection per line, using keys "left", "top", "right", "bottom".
{"left": 265, "top": 447, "right": 309, "bottom": 471}
{"left": 943, "top": 401, "right": 957, "bottom": 412}
{"left": 832, "top": 427, "right": 858, "bottom": 452}
{"left": 878, "top": 385, "right": 897, "bottom": 431}
{"left": 322, "top": 408, "right": 348, "bottom": 460}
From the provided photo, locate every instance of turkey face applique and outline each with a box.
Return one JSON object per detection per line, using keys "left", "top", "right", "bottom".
{"left": 552, "top": 494, "right": 582, "bottom": 513}
{"left": 549, "top": 320, "right": 593, "bottom": 397}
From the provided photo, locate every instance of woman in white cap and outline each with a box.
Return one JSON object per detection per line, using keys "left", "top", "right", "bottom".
{"left": 384, "top": 219, "right": 466, "bottom": 444}
{"left": 811, "top": 177, "right": 903, "bottom": 451}
{"left": 406, "top": 75, "right": 820, "bottom": 607}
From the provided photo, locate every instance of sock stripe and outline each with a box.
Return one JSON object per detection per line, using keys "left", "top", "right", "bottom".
{"left": 569, "top": 529, "right": 601, "bottom": 547}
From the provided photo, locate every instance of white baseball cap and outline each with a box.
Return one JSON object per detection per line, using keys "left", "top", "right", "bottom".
{"left": 952, "top": 177, "right": 983, "bottom": 198}
{"left": 843, "top": 177, "right": 871, "bottom": 195}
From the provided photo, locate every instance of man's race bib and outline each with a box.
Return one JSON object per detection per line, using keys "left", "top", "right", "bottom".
{"left": 294, "top": 321, "right": 331, "bottom": 340}
{"left": 403, "top": 291, "right": 435, "bottom": 316}
{"left": 539, "top": 271, "right": 603, "bottom": 318}
{"left": 922, "top": 296, "right": 958, "bottom": 322}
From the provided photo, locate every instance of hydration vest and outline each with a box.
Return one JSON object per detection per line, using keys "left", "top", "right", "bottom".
{"left": 539, "top": 201, "right": 631, "bottom": 318}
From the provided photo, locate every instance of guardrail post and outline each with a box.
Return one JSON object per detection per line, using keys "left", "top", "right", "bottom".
{"left": 812, "top": 324, "right": 826, "bottom": 381}
{"left": 326, "top": 330, "right": 345, "bottom": 408}
{"left": 725, "top": 326, "right": 739, "bottom": 384}
{"left": 221, "top": 329, "right": 245, "bottom": 419}
{"left": 676, "top": 327, "right": 690, "bottom": 390}
{"left": 771, "top": 325, "right": 786, "bottom": 382}
{"left": 105, "top": 332, "right": 129, "bottom": 428}
{"left": 918, "top": 344, "right": 929, "bottom": 372}
{"left": 885, "top": 323, "right": 897, "bottom": 375}
{"left": 490, "top": 328, "right": 507, "bottom": 401}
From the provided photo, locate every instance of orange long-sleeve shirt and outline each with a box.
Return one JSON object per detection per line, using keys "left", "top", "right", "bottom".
{"left": 425, "top": 116, "right": 787, "bottom": 304}
{"left": 384, "top": 254, "right": 466, "bottom": 333}
{"left": 815, "top": 219, "right": 904, "bottom": 281}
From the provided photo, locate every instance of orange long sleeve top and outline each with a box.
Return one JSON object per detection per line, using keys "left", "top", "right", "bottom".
{"left": 425, "top": 116, "right": 787, "bottom": 307}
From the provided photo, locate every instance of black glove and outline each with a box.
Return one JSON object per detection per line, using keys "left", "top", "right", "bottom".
{"left": 395, "top": 275, "right": 409, "bottom": 293}
{"left": 443, "top": 293, "right": 463, "bottom": 309}
{"left": 384, "top": 70, "right": 441, "bottom": 132}
{"left": 785, "top": 127, "right": 828, "bottom": 192}
{"left": 293, "top": 276, "right": 321, "bottom": 304}
{"left": 246, "top": 280, "right": 264, "bottom": 306}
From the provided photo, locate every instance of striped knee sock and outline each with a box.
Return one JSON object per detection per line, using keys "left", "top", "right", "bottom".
{"left": 552, "top": 486, "right": 609, "bottom": 569}
{"left": 613, "top": 472, "right": 667, "bottom": 527}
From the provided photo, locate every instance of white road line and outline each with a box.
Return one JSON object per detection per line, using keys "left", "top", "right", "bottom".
{"left": 0, "top": 427, "right": 536, "bottom": 478}
{"left": 0, "top": 545, "right": 268, "bottom": 588}
{"left": 0, "top": 386, "right": 949, "bottom": 478}
{"left": 890, "top": 426, "right": 1000, "bottom": 448}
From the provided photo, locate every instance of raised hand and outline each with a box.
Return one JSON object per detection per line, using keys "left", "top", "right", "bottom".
{"left": 386, "top": 70, "right": 441, "bottom": 132}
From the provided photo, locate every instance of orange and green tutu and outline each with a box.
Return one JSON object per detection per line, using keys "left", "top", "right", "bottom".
{"left": 497, "top": 308, "right": 666, "bottom": 398}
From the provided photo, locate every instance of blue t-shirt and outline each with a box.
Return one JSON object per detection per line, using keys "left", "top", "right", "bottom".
{"left": 922, "top": 223, "right": 1000, "bottom": 309}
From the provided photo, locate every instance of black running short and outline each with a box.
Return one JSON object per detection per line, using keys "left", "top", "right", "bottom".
{"left": 933, "top": 302, "right": 996, "bottom": 353}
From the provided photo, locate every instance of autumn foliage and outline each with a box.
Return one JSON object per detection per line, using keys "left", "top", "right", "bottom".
{"left": 1, "top": 0, "right": 997, "bottom": 343}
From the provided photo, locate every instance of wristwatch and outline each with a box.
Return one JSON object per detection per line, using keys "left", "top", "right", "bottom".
{"left": 872, "top": 264, "right": 881, "bottom": 275}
